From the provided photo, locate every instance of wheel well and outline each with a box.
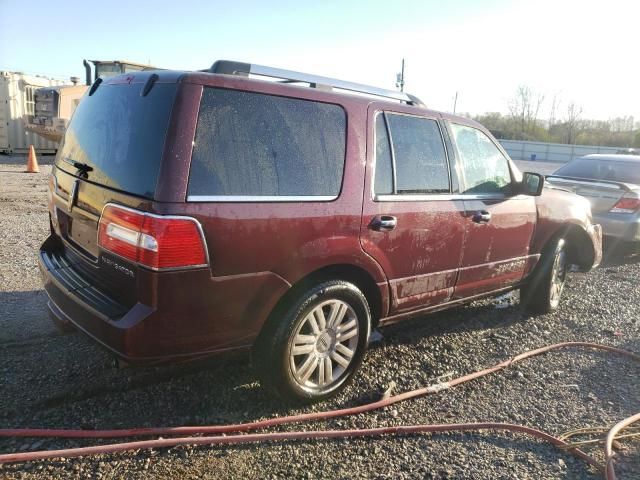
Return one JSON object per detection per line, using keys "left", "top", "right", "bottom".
{"left": 269, "top": 264, "right": 383, "bottom": 329}
{"left": 526, "top": 224, "right": 595, "bottom": 286}
{"left": 563, "top": 225, "right": 596, "bottom": 270}
{"left": 544, "top": 224, "right": 595, "bottom": 271}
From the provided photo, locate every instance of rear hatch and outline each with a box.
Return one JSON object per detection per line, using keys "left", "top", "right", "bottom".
{"left": 46, "top": 74, "right": 178, "bottom": 312}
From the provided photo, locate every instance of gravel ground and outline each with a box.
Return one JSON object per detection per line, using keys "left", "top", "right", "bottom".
{"left": 0, "top": 154, "right": 638, "bottom": 479}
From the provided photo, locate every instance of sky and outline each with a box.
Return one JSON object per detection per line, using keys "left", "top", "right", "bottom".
{"left": 1, "top": 0, "right": 638, "bottom": 121}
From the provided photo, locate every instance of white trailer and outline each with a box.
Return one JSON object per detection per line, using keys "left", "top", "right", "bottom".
{"left": 0, "top": 71, "right": 66, "bottom": 154}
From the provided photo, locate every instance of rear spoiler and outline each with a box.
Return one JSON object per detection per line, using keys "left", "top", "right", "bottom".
{"left": 545, "top": 175, "right": 635, "bottom": 192}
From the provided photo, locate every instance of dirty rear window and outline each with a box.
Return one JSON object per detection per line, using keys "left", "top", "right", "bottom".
{"left": 188, "top": 88, "right": 346, "bottom": 199}
{"left": 56, "top": 82, "right": 177, "bottom": 199}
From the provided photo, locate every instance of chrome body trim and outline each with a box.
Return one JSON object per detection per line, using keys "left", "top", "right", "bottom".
{"left": 186, "top": 195, "right": 338, "bottom": 203}
{"left": 68, "top": 179, "right": 79, "bottom": 212}
{"left": 388, "top": 266, "right": 459, "bottom": 285}
{"left": 458, "top": 253, "right": 540, "bottom": 272}
{"left": 378, "top": 285, "right": 518, "bottom": 326}
{"left": 374, "top": 193, "right": 510, "bottom": 202}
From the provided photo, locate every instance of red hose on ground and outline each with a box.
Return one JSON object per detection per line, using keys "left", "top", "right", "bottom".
{"left": 0, "top": 422, "right": 600, "bottom": 468}
{"left": 1, "top": 341, "right": 638, "bottom": 479}
{"left": 605, "top": 412, "right": 640, "bottom": 480}
{"left": 2, "top": 342, "right": 637, "bottom": 440}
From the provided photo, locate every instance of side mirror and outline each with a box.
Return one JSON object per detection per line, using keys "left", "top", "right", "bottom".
{"left": 521, "top": 172, "right": 544, "bottom": 196}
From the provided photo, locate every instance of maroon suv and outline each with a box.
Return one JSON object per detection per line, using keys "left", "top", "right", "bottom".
{"left": 40, "top": 61, "right": 602, "bottom": 402}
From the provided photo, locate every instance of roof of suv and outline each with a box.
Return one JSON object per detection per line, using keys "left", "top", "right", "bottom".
{"left": 102, "top": 68, "right": 483, "bottom": 130}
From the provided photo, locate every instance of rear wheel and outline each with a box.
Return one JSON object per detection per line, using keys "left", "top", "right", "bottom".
{"left": 521, "top": 238, "right": 568, "bottom": 314}
{"left": 254, "top": 280, "right": 370, "bottom": 403}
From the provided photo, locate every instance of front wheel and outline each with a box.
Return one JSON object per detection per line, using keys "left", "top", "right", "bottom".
{"left": 521, "top": 238, "right": 568, "bottom": 314}
{"left": 253, "top": 280, "right": 371, "bottom": 403}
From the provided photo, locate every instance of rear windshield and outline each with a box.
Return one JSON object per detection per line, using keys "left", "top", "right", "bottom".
{"left": 188, "top": 88, "right": 346, "bottom": 199}
{"left": 554, "top": 158, "right": 640, "bottom": 185}
{"left": 55, "top": 82, "right": 177, "bottom": 198}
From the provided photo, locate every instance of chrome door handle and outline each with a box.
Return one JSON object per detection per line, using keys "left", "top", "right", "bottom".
{"left": 472, "top": 211, "right": 491, "bottom": 223}
{"left": 370, "top": 215, "right": 397, "bottom": 231}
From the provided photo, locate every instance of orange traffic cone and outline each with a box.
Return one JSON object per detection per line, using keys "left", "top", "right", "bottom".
{"left": 26, "top": 145, "right": 40, "bottom": 173}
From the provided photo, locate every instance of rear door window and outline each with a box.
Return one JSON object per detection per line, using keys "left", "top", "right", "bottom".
{"left": 188, "top": 88, "right": 347, "bottom": 199}
{"left": 374, "top": 113, "right": 450, "bottom": 195}
{"left": 450, "top": 123, "right": 512, "bottom": 194}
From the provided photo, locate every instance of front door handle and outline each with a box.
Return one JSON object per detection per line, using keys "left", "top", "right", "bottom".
{"left": 472, "top": 211, "right": 492, "bottom": 223}
{"left": 370, "top": 215, "right": 397, "bottom": 231}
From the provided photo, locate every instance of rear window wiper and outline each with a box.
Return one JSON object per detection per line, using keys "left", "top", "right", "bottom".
{"left": 63, "top": 157, "right": 94, "bottom": 174}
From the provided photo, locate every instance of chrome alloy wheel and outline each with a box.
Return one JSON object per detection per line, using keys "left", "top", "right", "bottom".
{"left": 549, "top": 245, "right": 567, "bottom": 308}
{"left": 288, "top": 299, "right": 360, "bottom": 390}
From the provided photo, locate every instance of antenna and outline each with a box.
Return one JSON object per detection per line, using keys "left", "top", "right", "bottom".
{"left": 395, "top": 58, "right": 405, "bottom": 92}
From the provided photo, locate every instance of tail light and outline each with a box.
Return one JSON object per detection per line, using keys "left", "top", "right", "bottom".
{"left": 98, "top": 204, "right": 208, "bottom": 270}
{"left": 610, "top": 195, "right": 640, "bottom": 214}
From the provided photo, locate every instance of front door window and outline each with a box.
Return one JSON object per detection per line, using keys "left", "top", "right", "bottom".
{"left": 450, "top": 123, "right": 512, "bottom": 195}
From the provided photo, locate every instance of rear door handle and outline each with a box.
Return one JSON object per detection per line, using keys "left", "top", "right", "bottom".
{"left": 370, "top": 215, "right": 397, "bottom": 231}
{"left": 472, "top": 211, "right": 491, "bottom": 223}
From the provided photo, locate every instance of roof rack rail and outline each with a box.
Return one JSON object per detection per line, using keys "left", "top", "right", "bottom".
{"left": 208, "top": 60, "right": 425, "bottom": 107}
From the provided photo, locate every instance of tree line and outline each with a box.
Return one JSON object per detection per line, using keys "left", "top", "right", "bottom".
{"left": 469, "top": 85, "right": 640, "bottom": 148}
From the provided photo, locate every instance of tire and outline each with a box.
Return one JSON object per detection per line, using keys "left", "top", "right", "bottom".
{"left": 521, "top": 238, "right": 568, "bottom": 314}
{"left": 253, "top": 280, "right": 371, "bottom": 404}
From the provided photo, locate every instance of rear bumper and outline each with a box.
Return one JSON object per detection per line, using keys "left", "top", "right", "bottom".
{"left": 39, "top": 235, "right": 290, "bottom": 364}
{"left": 39, "top": 241, "right": 156, "bottom": 362}
{"left": 593, "top": 212, "right": 640, "bottom": 242}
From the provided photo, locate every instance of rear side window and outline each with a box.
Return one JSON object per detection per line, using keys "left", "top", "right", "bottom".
{"left": 188, "top": 88, "right": 346, "bottom": 198}
{"left": 374, "top": 113, "right": 450, "bottom": 195}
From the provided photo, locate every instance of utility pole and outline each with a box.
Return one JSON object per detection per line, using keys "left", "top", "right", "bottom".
{"left": 453, "top": 91, "right": 458, "bottom": 114}
{"left": 395, "top": 59, "right": 405, "bottom": 92}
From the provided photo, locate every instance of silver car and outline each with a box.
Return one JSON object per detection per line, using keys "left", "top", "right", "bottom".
{"left": 546, "top": 154, "right": 640, "bottom": 243}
